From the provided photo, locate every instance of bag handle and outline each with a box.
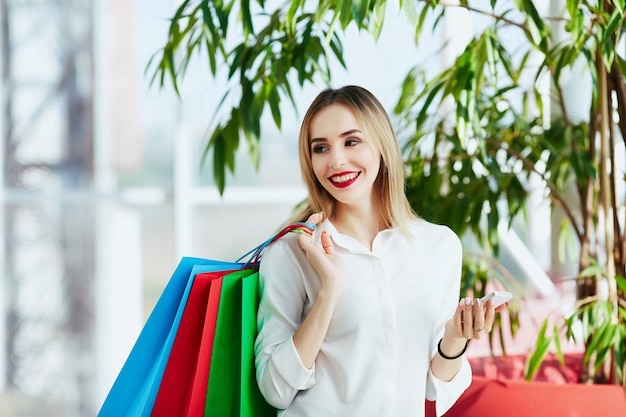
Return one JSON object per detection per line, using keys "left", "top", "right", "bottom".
{"left": 236, "top": 222, "right": 315, "bottom": 267}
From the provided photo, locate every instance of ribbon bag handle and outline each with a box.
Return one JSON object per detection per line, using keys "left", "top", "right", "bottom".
{"left": 236, "top": 222, "right": 316, "bottom": 267}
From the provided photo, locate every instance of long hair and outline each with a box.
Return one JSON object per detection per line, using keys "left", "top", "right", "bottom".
{"left": 294, "top": 85, "right": 416, "bottom": 233}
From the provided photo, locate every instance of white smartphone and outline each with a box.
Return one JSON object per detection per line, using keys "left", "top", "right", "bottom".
{"left": 480, "top": 291, "right": 512, "bottom": 308}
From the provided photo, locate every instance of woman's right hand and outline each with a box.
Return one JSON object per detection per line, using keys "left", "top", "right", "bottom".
{"left": 293, "top": 213, "right": 345, "bottom": 369}
{"left": 298, "top": 213, "right": 345, "bottom": 302}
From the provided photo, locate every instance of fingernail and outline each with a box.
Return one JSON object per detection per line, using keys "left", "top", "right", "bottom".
{"left": 459, "top": 300, "right": 465, "bottom": 306}
{"left": 465, "top": 297, "right": 472, "bottom": 305}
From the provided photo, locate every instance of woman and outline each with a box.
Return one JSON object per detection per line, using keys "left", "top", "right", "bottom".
{"left": 254, "top": 86, "right": 504, "bottom": 417}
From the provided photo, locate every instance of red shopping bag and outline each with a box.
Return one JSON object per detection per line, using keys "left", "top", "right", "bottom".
{"left": 185, "top": 276, "right": 223, "bottom": 416}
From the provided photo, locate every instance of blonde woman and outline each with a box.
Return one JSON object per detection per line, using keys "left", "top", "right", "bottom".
{"left": 254, "top": 86, "right": 505, "bottom": 417}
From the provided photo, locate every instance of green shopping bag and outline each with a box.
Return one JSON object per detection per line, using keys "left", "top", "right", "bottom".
{"left": 205, "top": 269, "right": 275, "bottom": 417}
{"left": 240, "top": 272, "right": 273, "bottom": 416}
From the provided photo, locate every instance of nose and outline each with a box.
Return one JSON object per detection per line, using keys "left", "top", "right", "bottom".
{"left": 328, "top": 147, "right": 347, "bottom": 168}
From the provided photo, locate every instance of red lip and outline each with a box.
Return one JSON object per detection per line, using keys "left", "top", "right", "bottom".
{"left": 329, "top": 172, "right": 360, "bottom": 188}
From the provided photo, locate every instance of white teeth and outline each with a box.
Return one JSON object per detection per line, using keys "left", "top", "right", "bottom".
{"left": 331, "top": 173, "right": 358, "bottom": 183}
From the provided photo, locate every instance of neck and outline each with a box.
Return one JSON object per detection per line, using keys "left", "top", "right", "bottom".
{"left": 331, "top": 203, "right": 386, "bottom": 251}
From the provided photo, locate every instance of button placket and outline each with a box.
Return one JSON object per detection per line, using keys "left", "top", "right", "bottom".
{"left": 372, "top": 257, "right": 397, "bottom": 416}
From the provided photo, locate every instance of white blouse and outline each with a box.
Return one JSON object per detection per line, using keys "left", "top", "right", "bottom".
{"left": 254, "top": 218, "right": 471, "bottom": 417}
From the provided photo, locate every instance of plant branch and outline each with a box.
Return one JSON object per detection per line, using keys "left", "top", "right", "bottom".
{"left": 550, "top": 68, "right": 571, "bottom": 126}
{"left": 486, "top": 138, "right": 583, "bottom": 243}
{"left": 421, "top": 0, "right": 532, "bottom": 37}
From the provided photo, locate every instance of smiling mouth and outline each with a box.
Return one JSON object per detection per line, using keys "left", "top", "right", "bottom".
{"left": 329, "top": 172, "right": 360, "bottom": 188}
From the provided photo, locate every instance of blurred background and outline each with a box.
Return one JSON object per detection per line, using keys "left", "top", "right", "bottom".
{"left": 0, "top": 0, "right": 590, "bottom": 416}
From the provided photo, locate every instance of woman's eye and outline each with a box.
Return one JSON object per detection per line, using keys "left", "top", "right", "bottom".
{"left": 312, "top": 145, "right": 328, "bottom": 154}
{"left": 345, "top": 139, "right": 359, "bottom": 146}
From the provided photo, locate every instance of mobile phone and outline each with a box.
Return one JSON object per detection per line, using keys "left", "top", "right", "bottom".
{"left": 480, "top": 291, "right": 512, "bottom": 308}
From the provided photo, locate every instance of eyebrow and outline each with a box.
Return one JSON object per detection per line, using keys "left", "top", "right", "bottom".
{"left": 310, "top": 129, "right": 362, "bottom": 144}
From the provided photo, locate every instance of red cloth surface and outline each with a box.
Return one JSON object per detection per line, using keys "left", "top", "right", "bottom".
{"left": 425, "top": 354, "right": 626, "bottom": 416}
{"left": 426, "top": 376, "right": 626, "bottom": 417}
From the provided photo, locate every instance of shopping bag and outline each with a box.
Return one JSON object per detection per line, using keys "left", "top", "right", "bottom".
{"left": 204, "top": 269, "right": 275, "bottom": 417}
{"left": 240, "top": 271, "right": 274, "bottom": 416}
{"left": 152, "top": 269, "right": 237, "bottom": 417}
{"left": 98, "top": 258, "right": 244, "bottom": 417}
{"left": 98, "top": 222, "right": 314, "bottom": 417}
{"left": 184, "top": 275, "right": 224, "bottom": 417}
{"left": 205, "top": 270, "right": 250, "bottom": 416}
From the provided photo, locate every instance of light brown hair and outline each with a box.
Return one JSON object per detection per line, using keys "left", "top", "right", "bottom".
{"left": 294, "top": 85, "right": 416, "bottom": 233}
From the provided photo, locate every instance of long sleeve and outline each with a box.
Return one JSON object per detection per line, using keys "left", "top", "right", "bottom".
{"left": 426, "top": 359, "right": 472, "bottom": 416}
{"left": 424, "top": 227, "right": 472, "bottom": 416}
{"left": 254, "top": 236, "right": 316, "bottom": 409}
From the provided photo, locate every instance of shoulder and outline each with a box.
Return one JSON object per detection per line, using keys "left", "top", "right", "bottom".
{"left": 406, "top": 218, "right": 462, "bottom": 251}
{"left": 259, "top": 232, "right": 306, "bottom": 273}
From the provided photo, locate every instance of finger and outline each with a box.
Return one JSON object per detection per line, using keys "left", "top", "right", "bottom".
{"left": 298, "top": 232, "right": 316, "bottom": 252}
{"left": 300, "top": 212, "right": 324, "bottom": 252}
{"left": 462, "top": 297, "right": 474, "bottom": 339}
{"left": 306, "top": 212, "right": 323, "bottom": 225}
{"left": 495, "top": 301, "right": 509, "bottom": 313}
{"left": 484, "top": 299, "right": 496, "bottom": 332}
{"left": 320, "top": 230, "right": 335, "bottom": 255}
{"left": 472, "top": 298, "right": 485, "bottom": 338}
{"left": 454, "top": 300, "right": 464, "bottom": 327}
{"left": 298, "top": 213, "right": 324, "bottom": 252}
{"left": 453, "top": 300, "right": 464, "bottom": 335}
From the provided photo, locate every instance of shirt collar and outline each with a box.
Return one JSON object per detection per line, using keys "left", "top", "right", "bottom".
{"left": 314, "top": 218, "right": 393, "bottom": 256}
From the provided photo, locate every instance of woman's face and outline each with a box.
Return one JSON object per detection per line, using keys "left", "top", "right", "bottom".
{"left": 308, "top": 103, "right": 381, "bottom": 209}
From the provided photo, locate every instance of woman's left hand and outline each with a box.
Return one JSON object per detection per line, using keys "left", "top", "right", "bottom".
{"left": 444, "top": 297, "right": 508, "bottom": 342}
{"left": 433, "top": 298, "right": 509, "bottom": 379}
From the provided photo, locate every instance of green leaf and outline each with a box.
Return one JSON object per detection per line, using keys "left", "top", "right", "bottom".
{"left": 515, "top": 0, "right": 550, "bottom": 50}
{"left": 339, "top": 0, "right": 353, "bottom": 29}
{"left": 240, "top": 0, "right": 255, "bottom": 37}
{"left": 600, "top": 9, "right": 623, "bottom": 68}
{"left": 566, "top": 0, "right": 580, "bottom": 18}
{"left": 524, "top": 319, "right": 552, "bottom": 382}
{"left": 164, "top": 47, "right": 180, "bottom": 95}
{"left": 223, "top": 109, "right": 241, "bottom": 173}
{"left": 327, "top": 32, "right": 347, "bottom": 68}
{"left": 371, "top": 0, "right": 386, "bottom": 40}
{"left": 402, "top": 0, "right": 419, "bottom": 26}
{"left": 579, "top": 263, "right": 606, "bottom": 278}
{"left": 214, "top": 0, "right": 234, "bottom": 33}
{"left": 553, "top": 324, "right": 564, "bottom": 364}
{"left": 200, "top": 1, "right": 225, "bottom": 75}
{"left": 603, "top": 8, "right": 623, "bottom": 47}
{"left": 286, "top": 0, "right": 304, "bottom": 36}
{"left": 578, "top": 311, "right": 619, "bottom": 375}
{"left": 352, "top": 0, "right": 371, "bottom": 27}
{"left": 582, "top": 307, "right": 610, "bottom": 365}
{"left": 211, "top": 132, "right": 227, "bottom": 195}
{"left": 267, "top": 80, "right": 282, "bottom": 129}
{"left": 414, "top": 78, "right": 446, "bottom": 131}
{"left": 414, "top": 3, "right": 432, "bottom": 45}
